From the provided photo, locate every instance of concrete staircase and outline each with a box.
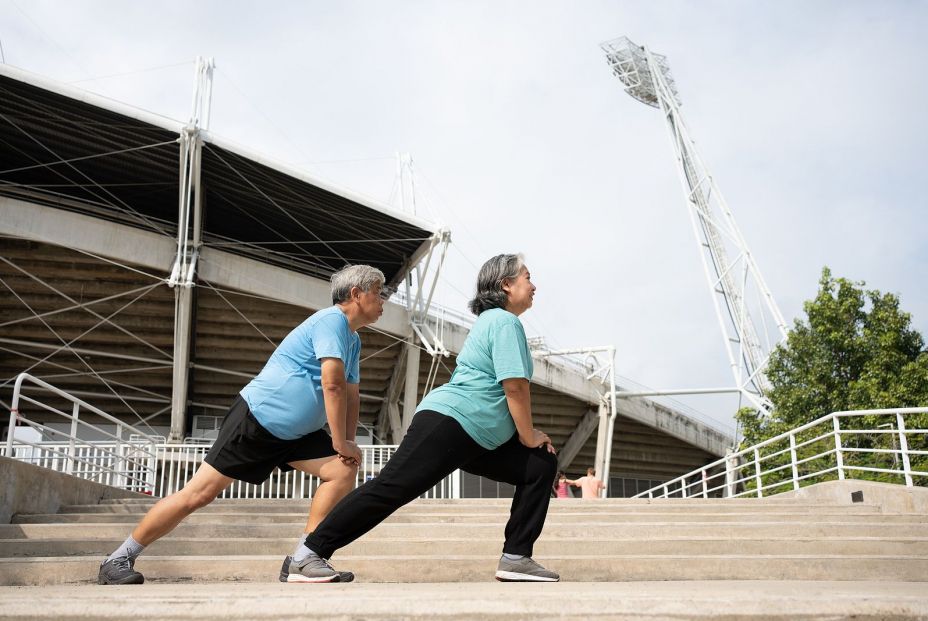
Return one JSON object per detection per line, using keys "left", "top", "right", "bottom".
{"left": 2, "top": 487, "right": 928, "bottom": 585}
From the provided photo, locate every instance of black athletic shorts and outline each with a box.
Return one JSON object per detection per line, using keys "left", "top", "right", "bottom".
{"left": 203, "top": 395, "right": 337, "bottom": 485}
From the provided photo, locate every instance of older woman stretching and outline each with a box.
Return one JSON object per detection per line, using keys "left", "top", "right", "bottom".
{"left": 285, "top": 253, "right": 559, "bottom": 582}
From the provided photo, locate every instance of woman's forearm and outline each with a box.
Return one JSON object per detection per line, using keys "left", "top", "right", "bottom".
{"left": 503, "top": 378, "right": 534, "bottom": 442}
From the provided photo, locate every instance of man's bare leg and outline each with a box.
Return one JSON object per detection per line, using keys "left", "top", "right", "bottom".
{"left": 99, "top": 463, "right": 234, "bottom": 584}
{"left": 278, "top": 455, "right": 357, "bottom": 582}
{"left": 131, "top": 463, "right": 234, "bottom": 545}
{"left": 288, "top": 455, "right": 358, "bottom": 534}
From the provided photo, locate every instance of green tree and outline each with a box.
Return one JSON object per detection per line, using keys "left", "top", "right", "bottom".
{"left": 735, "top": 267, "right": 928, "bottom": 487}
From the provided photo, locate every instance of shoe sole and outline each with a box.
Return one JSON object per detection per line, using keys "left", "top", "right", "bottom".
{"left": 97, "top": 575, "right": 145, "bottom": 585}
{"left": 280, "top": 570, "right": 354, "bottom": 583}
{"left": 286, "top": 573, "right": 340, "bottom": 583}
{"left": 494, "top": 570, "right": 559, "bottom": 582}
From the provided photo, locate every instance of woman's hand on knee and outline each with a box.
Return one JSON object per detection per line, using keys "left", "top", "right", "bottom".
{"left": 520, "top": 428, "right": 556, "bottom": 455}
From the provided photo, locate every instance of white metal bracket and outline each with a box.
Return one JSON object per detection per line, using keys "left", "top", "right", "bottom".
{"left": 533, "top": 345, "right": 616, "bottom": 497}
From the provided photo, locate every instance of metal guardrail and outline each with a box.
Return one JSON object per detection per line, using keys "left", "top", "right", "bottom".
{"left": 635, "top": 407, "right": 928, "bottom": 499}
{"left": 152, "top": 441, "right": 459, "bottom": 499}
{"left": 4, "top": 439, "right": 460, "bottom": 499}
{"left": 3, "top": 373, "right": 460, "bottom": 499}
{"left": 3, "top": 373, "right": 160, "bottom": 493}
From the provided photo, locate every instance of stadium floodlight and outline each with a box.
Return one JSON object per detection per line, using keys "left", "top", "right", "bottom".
{"left": 601, "top": 36, "right": 680, "bottom": 109}
{"left": 601, "top": 36, "right": 788, "bottom": 412}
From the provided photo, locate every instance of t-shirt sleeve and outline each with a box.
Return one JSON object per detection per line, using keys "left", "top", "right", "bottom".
{"left": 312, "top": 315, "right": 350, "bottom": 364}
{"left": 491, "top": 320, "right": 533, "bottom": 383}
{"left": 347, "top": 333, "right": 361, "bottom": 384}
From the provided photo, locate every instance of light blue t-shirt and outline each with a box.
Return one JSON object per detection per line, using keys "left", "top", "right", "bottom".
{"left": 417, "top": 308, "right": 533, "bottom": 449}
{"left": 240, "top": 306, "right": 361, "bottom": 440}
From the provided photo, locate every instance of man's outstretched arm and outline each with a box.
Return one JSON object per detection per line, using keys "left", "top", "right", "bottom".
{"left": 321, "top": 357, "right": 361, "bottom": 465}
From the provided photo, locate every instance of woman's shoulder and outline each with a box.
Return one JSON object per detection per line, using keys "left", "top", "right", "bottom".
{"left": 476, "top": 307, "right": 522, "bottom": 328}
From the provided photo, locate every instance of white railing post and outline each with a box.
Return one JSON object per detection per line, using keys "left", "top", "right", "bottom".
{"left": 115, "top": 424, "right": 125, "bottom": 489}
{"left": 7, "top": 374, "right": 25, "bottom": 458}
{"left": 896, "top": 412, "right": 913, "bottom": 487}
{"left": 753, "top": 448, "right": 763, "bottom": 498}
{"left": 789, "top": 432, "right": 799, "bottom": 491}
{"left": 166, "top": 444, "right": 177, "bottom": 495}
{"left": 4, "top": 409, "right": 15, "bottom": 458}
{"left": 833, "top": 416, "right": 845, "bottom": 480}
{"left": 724, "top": 450, "right": 736, "bottom": 498}
{"left": 452, "top": 468, "right": 461, "bottom": 499}
{"left": 701, "top": 469, "right": 709, "bottom": 498}
{"left": 66, "top": 402, "right": 80, "bottom": 476}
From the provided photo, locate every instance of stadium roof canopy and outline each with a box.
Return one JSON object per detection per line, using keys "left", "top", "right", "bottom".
{"left": 0, "top": 64, "right": 437, "bottom": 285}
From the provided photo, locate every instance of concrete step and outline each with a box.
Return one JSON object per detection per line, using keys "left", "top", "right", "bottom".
{"left": 15, "top": 510, "right": 920, "bottom": 524}
{"left": 2, "top": 582, "right": 926, "bottom": 621}
{"left": 57, "top": 501, "right": 885, "bottom": 514}
{"left": 4, "top": 521, "right": 925, "bottom": 540}
{"left": 3, "top": 553, "right": 928, "bottom": 585}
{"left": 93, "top": 496, "right": 838, "bottom": 506}
{"left": 4, "top": 536, "right": 927, "bottom": 558}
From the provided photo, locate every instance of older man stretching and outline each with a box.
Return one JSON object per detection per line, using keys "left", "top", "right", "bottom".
{"left": 97, "top": 265, "right": 387, "bottom": 584}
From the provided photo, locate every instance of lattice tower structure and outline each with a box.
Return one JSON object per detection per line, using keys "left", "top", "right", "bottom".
{"left": 601, "top": 36, "right": 788, "bottom": 411}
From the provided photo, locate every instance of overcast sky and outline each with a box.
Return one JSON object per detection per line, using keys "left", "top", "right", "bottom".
{"left": 3, "top": 1, "right": 926, "bottom": 432}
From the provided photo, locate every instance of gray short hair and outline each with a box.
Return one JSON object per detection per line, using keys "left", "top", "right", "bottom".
{"left": 468, "top": 253, "right": 524, "bottom": 315}
{"left": 330, "top": 264, "right": 385, "bottom": 304}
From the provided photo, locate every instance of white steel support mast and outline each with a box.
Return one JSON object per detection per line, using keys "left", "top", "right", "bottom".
{"left": 167, "top": 56, "right": 214, "bottom": 441}
{"left": 393, "top": 152, "right": 452, "bottom": 435}
{"left": 601, "top": 36, "right": 788, "bottom": 411}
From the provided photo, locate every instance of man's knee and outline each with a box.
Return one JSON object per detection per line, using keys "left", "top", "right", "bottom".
{"left": 180, "top": 486, "right": 219, "bottom": 511}
{"left": 322, "top": 458, "right": 358, "bottom": 484}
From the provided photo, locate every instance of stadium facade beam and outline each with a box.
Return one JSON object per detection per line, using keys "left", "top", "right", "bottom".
{"left": 557, "top": 408, "right": 599, "bottom": 472}
{"left": 0, "top": 197, "right": 176, "bottom": 271}
{"left": 376, "top": 338, "right": 409, "bottom": 444}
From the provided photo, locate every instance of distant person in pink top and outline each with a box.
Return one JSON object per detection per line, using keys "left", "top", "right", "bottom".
{"left": 572, "top": 467, "right": 605, "bottom": 499}
{"left": 553, "top": 472, "right": 571, "bottom": 498}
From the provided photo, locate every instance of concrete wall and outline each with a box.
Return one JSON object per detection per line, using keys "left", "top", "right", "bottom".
{"left": 0, "top": 456, "right": 147, "bottom": 524}
{"left": 781, "top": 479, "right": 928, "bottom": 514}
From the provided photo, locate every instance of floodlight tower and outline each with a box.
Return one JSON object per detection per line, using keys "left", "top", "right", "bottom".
{"left": 601, "top": 36, "right": 788, "bottom": 411}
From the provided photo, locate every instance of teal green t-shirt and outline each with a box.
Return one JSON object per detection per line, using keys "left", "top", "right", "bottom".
{"left": 417, "top": 308, "right": 534, "bottom": 449}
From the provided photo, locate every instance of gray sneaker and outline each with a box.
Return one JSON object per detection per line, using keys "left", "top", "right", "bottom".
{"left": 98, "top": 557, "right": 144, "bottom": 585}
{"left": 284, "top": 554, "right": 352, "bottom": 583}
{"left": 495, "top": 556, "right": 559, "bottom": 582}
{"left": 279, "top": 555, "right": 354, "bottom": 583}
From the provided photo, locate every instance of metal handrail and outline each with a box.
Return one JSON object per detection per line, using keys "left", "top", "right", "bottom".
{"left": 2, "top": 372, "right": 462, "bottom": 499}
{"left": 5, "top": 438, "right": 461, "bottom": 499}
{"left": 635, "top": 406, "right": 928, "bottom": 499}
{"left": 4, "top": 373, "right": 160, "bottom": 493}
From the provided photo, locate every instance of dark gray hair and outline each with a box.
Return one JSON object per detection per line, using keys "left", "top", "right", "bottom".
{"left": 331, "top": 264, "right": 385, "bottom": 304}
{"left": 468, "top": 253, "right": 525, "bottom": 315}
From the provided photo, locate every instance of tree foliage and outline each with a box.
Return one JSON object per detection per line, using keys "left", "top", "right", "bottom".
{"left": 737, "top": 267, "right": 928, "bottom": 447}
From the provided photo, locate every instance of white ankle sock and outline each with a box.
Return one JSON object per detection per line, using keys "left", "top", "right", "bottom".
{"left": 107, "top": 535, "right": 145, "bottom": 563}
{"left": 293, "top": 536, "right": 316, "bottom": 563}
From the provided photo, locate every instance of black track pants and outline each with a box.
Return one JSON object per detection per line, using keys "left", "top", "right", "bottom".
{"left": 306, "top": 410, "right": 558, "bottom": 558}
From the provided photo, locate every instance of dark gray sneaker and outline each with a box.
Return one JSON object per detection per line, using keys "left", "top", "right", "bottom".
{"left": 281, "top": 554, "right": 353, "bottom": 583}
{"left": 98, "top": 557, "right": 144, "bottom": 585}
{"left": 495, "top": 556, "right": 559, "bottom": 582}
